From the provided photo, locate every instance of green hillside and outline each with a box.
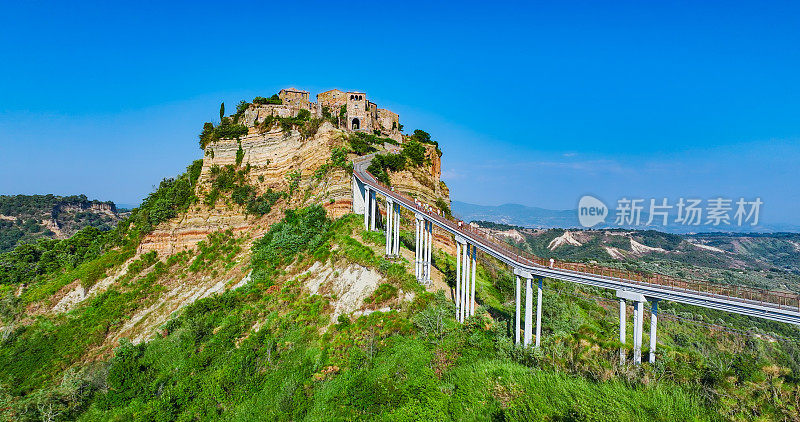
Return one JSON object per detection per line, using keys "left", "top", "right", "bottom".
{"left": 2, "top": 183, "right": 800, "bottom": 419}
{"left": 0, "top": 194, "right": 124, "bottom": 253}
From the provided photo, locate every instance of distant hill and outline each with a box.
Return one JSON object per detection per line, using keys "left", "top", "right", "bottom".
{"left": 0, "top": 194, "right": 125, "bottom": 252}
{"left": 452, "top": 200, "right": 800, "bottom": 234}
{"left": 451, "top": 201, "right": 578, "bottom": 227}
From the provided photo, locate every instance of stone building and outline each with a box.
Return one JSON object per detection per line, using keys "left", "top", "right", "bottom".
{"left": 239, "top": 87, "right": 402, "bottom": 140}
{"left": 278, "top": 88, "right": 311, "bottom": 109}
{"left": 316, "top": 89, "right": 401, "bottom": 138}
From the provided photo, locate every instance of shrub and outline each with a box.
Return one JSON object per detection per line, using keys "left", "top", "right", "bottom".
{"left": 246, "top": 189, "right": 283, "bottom": 216}
{"left": 253, "top": 94, "right": 281, "bottom": 105}
{"left": 250, "top": 205, "right": 330, "bottom": 279}
{"left": 233, "top": 100, "right": 249, "bottom": 123}
{"left": 402, "top": 140, "right": 426, "bottom": 166}
{"left": 199, "top": 118, "right": 248, "bottom": 149}
{"left": 236, "top": 142, "right": 245, "bottom": 166}
{"left": 435, "top": 198, "right": 451, "bottom": 218}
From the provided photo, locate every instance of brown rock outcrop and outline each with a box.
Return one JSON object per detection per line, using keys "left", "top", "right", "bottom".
{"left": 138, "top": 121, "right": 450, "bottom": 259}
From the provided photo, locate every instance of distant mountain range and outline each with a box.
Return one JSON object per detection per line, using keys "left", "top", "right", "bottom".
{"left": 451, "top": 201, "right": 800, "bottom": 234}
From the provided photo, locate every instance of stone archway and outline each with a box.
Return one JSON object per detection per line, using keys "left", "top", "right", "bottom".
{"left": 352, "top": 118, "right": 360, "bottom": 130}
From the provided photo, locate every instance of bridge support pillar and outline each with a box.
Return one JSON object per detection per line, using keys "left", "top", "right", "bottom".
{"left": 363, "top": 187, "right": 370, "bottom": 230}
{"left": 524, "top": 277, "right": 533, "bottom": 347}
{"left": 616, "top": 290, "right": 647, "bottom": 365}
{"left": 619, "top": 299, "right": 626, "bottom": 365}
{"left": 455, "top": 241, "right": 462, "bottom": 321}
{"left": 470, "top": 245, "right": 477, "bottom": 317}
{"left": 414, "top": 216, "right": 422, "bottom": 282}
{"left": 415, "top": 216, "right": 432, "bottom": 286}
{"left": 393, "top": 206, "right": 399, "bottom": 257}
{"left": 535, "top": 278, "right": 543, "bottom": 348}
{"left": 385, "top": 200, "right": 393, "bottom": 257}
{"left": 462, "top": 243, "right": 471, "bottom": 321}
{"left": 633, "top": 300, "right": 644, "bottom": 365}
{"left": 423, "top": 221, "right": 432, "bottom": 285}
{"left": 515, "top": 276, "right": 521, "bottom": 344}
{"left": 370, "top": 190, "right": 376, "bottom": 231}
{"left": 649, "top": 300, "right": 658, "bottom": 363}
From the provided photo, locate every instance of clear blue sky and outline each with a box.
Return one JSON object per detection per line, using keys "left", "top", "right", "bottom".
{"left": 1, "top": 1, "right": 798, "bottom": 225}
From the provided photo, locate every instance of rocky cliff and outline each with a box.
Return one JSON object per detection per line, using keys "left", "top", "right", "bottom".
{"left": 138, "top": 120, "right": 451, "bottom": 258}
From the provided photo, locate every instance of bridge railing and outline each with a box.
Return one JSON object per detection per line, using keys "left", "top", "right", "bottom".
{"left": 355, "top": 160, "right": 800, "bottom": 312}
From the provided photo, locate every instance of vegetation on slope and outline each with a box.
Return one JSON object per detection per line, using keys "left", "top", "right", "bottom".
{"left": 0, "top": 160, "right": 203, "bottom": 291}
{"left": 6, "top": 208, "right": 711, "bottom": 421}
{"left": 203, "top": 163, "right": 284, "bottom": 215}
{"left": 4, "top": 198, "right": 800, "bottom": 419}
{"left": 367, "top": 140, "right": 428, "bottom": 186}
{"left": 0, "top": 194, "right": 122, "bottom": 253}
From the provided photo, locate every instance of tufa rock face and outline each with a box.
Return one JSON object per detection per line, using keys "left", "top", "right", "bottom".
{"left": 139, "top": 121, "right": 451, "bottom": 258}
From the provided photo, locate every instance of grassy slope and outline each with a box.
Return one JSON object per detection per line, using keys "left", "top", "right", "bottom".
{"left": 70, "top": 209, "right": 714, "bottom": 421}
{"left": 4, "top": 207, "right": 800, "bottom": 420}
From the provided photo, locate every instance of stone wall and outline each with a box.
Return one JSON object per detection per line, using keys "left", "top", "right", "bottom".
{"left": 278, "top": 88, "right": 310, "bottom": 109}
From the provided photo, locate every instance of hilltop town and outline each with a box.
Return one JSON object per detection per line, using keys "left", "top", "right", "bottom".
{"left": 239, "top": 88, "right": 402, "bottom": 141}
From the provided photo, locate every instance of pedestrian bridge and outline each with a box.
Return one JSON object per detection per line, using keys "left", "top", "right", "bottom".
{"left": 351, "top": 154, "right": 800, "bottom": 365}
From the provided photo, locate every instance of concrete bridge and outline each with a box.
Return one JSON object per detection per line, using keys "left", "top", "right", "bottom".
{"left": 351, "top": 155, "right": 800, "bottom": 365}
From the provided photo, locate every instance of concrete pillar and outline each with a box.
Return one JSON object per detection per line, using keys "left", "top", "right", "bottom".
{"left": 535, "top": 278, "right": 543, "bottom": 348}
{"left": 634, "top": 300, "right": 644, "bottom": 365}
{"left": 415, "top": 218, "right": 421, "bottom": 281}
{"left": 422, "top": 221, "right": 427, "bottom": 282}
{"left": 363, "top": 187, "right": 370, "bottom": 230}
{"left": 515, "top": 275, "right": 521, "bottom": 345}
{"left": 394, "top": 207, "right": 400, "bottom": 256}
{"left": 649, "top": 300, "right": 658, "bottom": 363}
{"left": 426, "top": 221, "right": 432, "bottom": 284}
{"left": 455, "top": 242, "right": 462, "bottom": 320}
{"left": 463, "top": 244, "right": 468, "bottom": 320}
{"left": 524, "top": 277, "right": 533, "bottom": 347}
{"left": 619, "top": 299, "right": 626, "bottom": 365}
{"left": 470, "top": 245, "right": 477, "bottom": 316}
{"left": 422, "top": 221, "right": 428, "bottom": 281}
{"left": 385, "top": 201, "right": 392, "bottom": 256}
{"left": 462, "top": 243, "right": 469, "bottom": 322}
{"left": 370, "top": 191, "right": 376, "bottom": 231}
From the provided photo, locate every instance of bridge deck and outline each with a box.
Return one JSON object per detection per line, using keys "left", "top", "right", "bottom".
{"left": 353, "top": 155, "right": 800, "bottom": 325}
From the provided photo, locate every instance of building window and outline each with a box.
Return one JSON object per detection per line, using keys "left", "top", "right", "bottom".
{"left": 352, "top": 118, "right": 360, "bottom": 130}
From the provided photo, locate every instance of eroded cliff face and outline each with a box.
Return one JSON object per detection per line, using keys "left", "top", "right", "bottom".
{"left": 137, "top": 122, "right": 451, "bottom": 258}
{"left": 389, "top": 144, "right": 449, "bottom": 207}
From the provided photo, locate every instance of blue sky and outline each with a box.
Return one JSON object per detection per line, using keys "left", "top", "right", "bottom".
{"left": 1, "top": 1, "right": 798, "bottom": 225}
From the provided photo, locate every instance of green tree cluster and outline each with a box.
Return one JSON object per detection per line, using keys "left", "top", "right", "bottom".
{"left": 198, "top": 118, "right": 248, "bottom": 149}
{"left": 0, "top": 160, "right": 203, "bottom": 286}
{"left": 253, "top": 94, "right": 282, "bottom": 105}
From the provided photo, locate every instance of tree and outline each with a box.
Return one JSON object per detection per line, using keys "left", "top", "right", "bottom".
{"left": 411, "top": 129, "right": 431, "bottom": 144}
{"left": 219, "top": 102, "right": 225, "bottom": 121}
{"left": 402, "top": 140, "right": 426, "bottom": 166}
